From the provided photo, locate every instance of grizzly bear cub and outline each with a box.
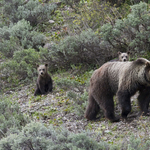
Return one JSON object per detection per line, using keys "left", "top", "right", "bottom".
{"left": 85, "top": 58, "right": 150, "bottom": 122}
{"left": 34, "top": 64, "right": 53, "bottom": 96}
{"left": 118, "top": 51, "right": 130, "bottom": 62}
{"left": 109, "top": 51, "right": 130, "bottom": 62}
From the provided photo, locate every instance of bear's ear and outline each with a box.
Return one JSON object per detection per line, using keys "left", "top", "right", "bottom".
{"left": 118, "top": 51, "right": 121, "bottom": 55}
{"left": 36, "top": 64, "right": 39, "bottom": 68}
{"left": 45, "top": 64, "right": 48, "bottom": 67}
{"left": 127, "top": 51, "right": 131, "bottom": 55}
{"left": 135, "top": 58, "right": 147, "bottom": 65}
{"left": 146, "top": 62, "right": 150, "bottom": 68}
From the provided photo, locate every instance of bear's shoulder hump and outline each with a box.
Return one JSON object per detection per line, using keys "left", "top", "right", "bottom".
{"left": 134, "top": 58, "right": 149, "bottom": 66}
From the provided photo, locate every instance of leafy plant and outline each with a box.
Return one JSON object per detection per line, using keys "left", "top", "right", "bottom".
{"left": 1, "top": 121, "right": 150, "bottom": 150}
{"left": 0, "top": 19, "right": 45, "bottom": 57}
{"left": 1, "top": 0, "right": 57, "bottom": 27}
{"left": 100, "top": 2, "right": 150, "bottom": 55}
{"left": 0, "top": 122, "right": 108, "bottom": 150}
{"left": 0, "top": 95, "right": 29, "bottom": 140}
{"left": 0, "top": 48, "right": 40, "bottom": 86}
{"left": 62, "top": 0, "right": 130, "bottom": 33}
{"left": 39, "top": 29, "right": 109, "bottom": 71}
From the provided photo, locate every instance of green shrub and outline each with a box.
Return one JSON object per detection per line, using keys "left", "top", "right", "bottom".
{"left": 0, "top": 122, "right": 108, "bottom": 150}
{"left": 39, "top": 29, "right": 108, "bottom": 71}
{"left": 0, "top": 19, "right": 45, "bottom": 57}
{"left": 121, "top": 135, "right": 150, "bottom": 150}
{"left": 0, "top": 95, "right": 29, "bottom": 139}
{"left": 1, "top": 121, "right": 150, "bottom": 150}
{"left": 100, "top": 2, "right": 150, "bottom": 55}
{"left": 61, "top": 0, "right": 130, "bottom": 33}
{"left": 2, "top": 0, "right": 56, "bottom": 27}
{"left": 128, "top": 0, "right": 148, "bottom": 5}
{"left": 0, "top": 49, "right": 40, "bottom": 85}
{"left": 72, "top": 0, "right": 123, "bottom": 30}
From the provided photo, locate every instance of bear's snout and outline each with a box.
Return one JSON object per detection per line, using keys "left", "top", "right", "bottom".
{"left": 40, "top": 72, "right": 44, "bottom": 75}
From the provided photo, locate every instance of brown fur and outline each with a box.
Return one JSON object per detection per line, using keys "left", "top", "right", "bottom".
{"left": 34, "top": 64, "right": 53, "bottom": 96}
{"left": 138, "top": 87, "right": 150, "bottom": 115}
{"left": 118, "top": 51, "right": 130, "bottom": 62}
{"left": 85, "top": 58, "right": 150, "bottom": 122}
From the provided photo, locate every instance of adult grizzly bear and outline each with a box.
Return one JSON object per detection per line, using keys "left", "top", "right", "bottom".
{"left": 85, "top": 58, "right": 150, "bottom": 122}
{"left": 34, "top": 64, "right": 53, "bottom": 96}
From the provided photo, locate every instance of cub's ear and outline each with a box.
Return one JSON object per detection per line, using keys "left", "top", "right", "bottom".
{"left": 36, "top": 64, "right": 39, "bottom": 68}
{"left": 45, "top": 64, "right": 48, "bottom": 67}
{"left": 127, "top": 51, "right": 131, "bottom": 55}
{"left": 118, "top": 51, "right": 121, "bottom": 55}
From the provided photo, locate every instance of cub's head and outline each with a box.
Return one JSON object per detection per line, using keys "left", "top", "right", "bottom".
{"left": 37, "top": 64, "right": 48, "bottom": 76}
{"left": 118, "top": 51, "right": 130, "bottom": 62}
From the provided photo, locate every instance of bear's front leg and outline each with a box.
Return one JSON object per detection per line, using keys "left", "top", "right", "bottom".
{"left": 117, "top": 90, "right": 131, "bottom": 119}
{"left": 39, "top": 85, "right": 47, "bottom": 95}
{"left": 34, "top": 87, "right": 41, "bottom": 96}
{"left": 48, "top": 81, "right": 53, "bottom": 92}
{"left": 138, "top": 87, "right": 150, "bottom": 115}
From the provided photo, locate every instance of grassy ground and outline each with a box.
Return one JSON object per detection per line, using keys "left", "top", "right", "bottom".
{"left": 2, "top": 69, "right": 150, "bottom": 147}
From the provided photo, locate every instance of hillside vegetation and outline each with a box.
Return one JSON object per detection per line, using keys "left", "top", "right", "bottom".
{"left": 0, "top": 0, "right": 150, "bottom": 149}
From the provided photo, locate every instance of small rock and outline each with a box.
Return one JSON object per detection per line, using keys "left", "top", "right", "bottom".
{"left": 48, "top": 20, "right": 55, "bottom": 23}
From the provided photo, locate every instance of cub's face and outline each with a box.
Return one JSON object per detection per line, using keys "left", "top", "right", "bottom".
{"left": 37, "top": 64, "right": 48, "bottom": 76}
{"left": 118, "top": 52, "right": 130, "bottom": 62}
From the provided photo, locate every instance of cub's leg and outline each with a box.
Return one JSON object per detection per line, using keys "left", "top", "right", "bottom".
{"left": 34, "top": 87, "right": 41, "bottom": 96}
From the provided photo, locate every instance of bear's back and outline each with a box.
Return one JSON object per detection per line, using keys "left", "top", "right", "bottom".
{"left": 108, "top": 62, "right": 131, "bottom": 92}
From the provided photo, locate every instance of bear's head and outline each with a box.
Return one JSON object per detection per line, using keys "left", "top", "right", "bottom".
{"left": 134, "top": 58, "right": 150, "bottom": 85}
{"left": 145, "top": 61, "right": 150, "bottom": 84}
{"left": 118, "top": 51, "right": 130, "bottom": 62}
{"left": 37, "top": 64, "right": 48, "bottom": 77}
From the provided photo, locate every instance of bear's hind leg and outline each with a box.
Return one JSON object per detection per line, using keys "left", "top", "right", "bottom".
{"left": 85, "top": 94, "right": 100, "bottom": 120}
{"left": 102, "top": 95, "right": 120, "bottom": 122}
{"left": 117, "top": 91, "right": 131, "bottom": 119}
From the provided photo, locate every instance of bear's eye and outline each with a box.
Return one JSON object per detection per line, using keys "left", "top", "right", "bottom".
{"left": 122, "top": 56, "right": 124, "bottom": 58}
{"left": 126, "top": 56, "right": 127, "bottom": 58}
{"left": 39, "top": 69, "right": 41, "bottom": 71}
{"left": 43, "top": 69, "right": 45, "bottom": 71}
